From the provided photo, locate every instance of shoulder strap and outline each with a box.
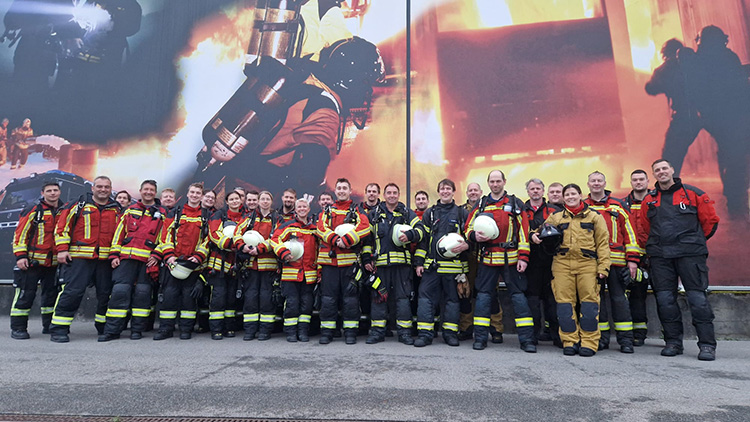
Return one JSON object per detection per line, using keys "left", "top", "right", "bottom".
{"left": 69, "top": 195, "right": 88, "bottom": 230}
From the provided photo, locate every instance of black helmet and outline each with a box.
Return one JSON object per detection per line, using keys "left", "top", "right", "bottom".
{"left": 318, "top": 36, "right": 385, "bottom": 111}
{"left": 538, "top": 223, "right": 563, "bottom": 255}
{"left": 696, "top": 25, "right": 728, "bottom": 47}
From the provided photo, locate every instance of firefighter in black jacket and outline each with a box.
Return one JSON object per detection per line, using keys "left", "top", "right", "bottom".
{"left": 362, "top": 183, "right": 425, "bottom": 345}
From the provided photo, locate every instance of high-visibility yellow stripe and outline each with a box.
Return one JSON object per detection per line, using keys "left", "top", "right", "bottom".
{"left": 599, "top": 322, "right": 610, "bottom": 331}
{"left": 474, "top": 317, "right": 490, "bottom": 327}
{"left": 51, "top": 315, "right": 74, "bottom": 325}
{"left": 442, "top": 322, "right": 458, "bottom": 331}
{"left": 614, "top": 321, "right": 633, "bottom": 331}
{"left": 181, "top": 311, "right": 197, "bottom": 319}
{"left": 299, "top": 314, "right": 311, "bottom": 323}
{"left": 106, "top": 308, "right": 128, "bottom": 318}
{"left": 371, "top": 319, "right": 386, "bottom": 328}
{"left": 95, "top": 314, "right": 106, "bottom": 323}
{"left": 224, "top": 310, "right": 236, "bottom": 318}
{"left": 40, "top": 306, "right": 54, "bottom": 314}
{"left": 515, "top": 317, "right": 534, "bottom": 327}
{"left": 131, "top": 308, "right": 150, "bottom": 318}
{"left": 633, "top": 322, "right": 648, "bottom": 330}
{"left": 343, "top": 321, "right": 358, "bottom": 329}
{"left": 320, "top": 321, "right": 336, "bottom": 329}
{"left": 417, "top": 322, "right": 434, "bottom": 331}
{"left": 209, "top": 311, "right": 224, "bottom": 320}
{"left": 260, "top": 314, "right": 276, "bottom": 323}
{"left": 243, "top": 313, "right": 259, "bottom": 322}
{"left": 397, "top": 320, "right": 412, "bottom": 328}
{"left": 160, "top": 310, "right": 177, "bottom": 319}
{"left": 284, "top": 318, "right": 298, "bottom": 326}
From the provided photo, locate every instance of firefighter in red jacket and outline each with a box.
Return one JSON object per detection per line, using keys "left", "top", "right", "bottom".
{"left": 270, "top": 198, "right": 319, "bottom": 342}
{"left": 153, "top": 183, "right": 210, "bottom": 340}
{"left": 465, "top": 170, "right": 535, "bottom": 352}
{"left": 584, "top": 171, "right": 640, "bottom": 353}
{"left": 316, "top": 177, "right": 370, "bottom": 344}
{"left": 637, "top": 159, "right": 720, "bottom": 361}
{"left": 49, "top": 176, "right": 121, "bottom": 342}
{"left": 624, "top": 169, "right": 651, "bottom": 346}
{"left": 99, "top": 180, "right": 166, "bottom": 342}
{"left": 235, "top": 190, "right": 282, "bottom": 341}
{"left": 10, "top": 181, "right": 61, "bottom": 339}
{"left": 205, "top": 190, "right": 246, "bottom": 340}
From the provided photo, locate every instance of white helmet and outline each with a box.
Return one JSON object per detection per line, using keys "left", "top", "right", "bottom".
{"left": 169, "top": 259, "right": 199, "bottom": 280}
{"left": 283, "top": 239, "right": 304, "bottom": 261}
{"left": 334, "top": 223, "right": 356, "bottom": 239}
{"left": 473, "top": 213, "right": 499, "bottom": 240}
{"left": 222, "top": 222, "right": 237, "bottom": 238}
{"left": 391, "top": 224, "right": 412, "bottom": 247}
{"left": 242, "top": 230, "right": 264, "bottom": 247}
{"left": 437, "top": 232, "right": 465, "bottom": 259}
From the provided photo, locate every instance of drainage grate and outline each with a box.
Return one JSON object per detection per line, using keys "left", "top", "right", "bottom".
{"left": 0, "top": 416, "right": 376, "bottom": 422}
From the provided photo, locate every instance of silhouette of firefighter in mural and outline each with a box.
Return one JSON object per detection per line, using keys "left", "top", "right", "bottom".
{"left": 647, "top": 26, "right": 750, "bottom": 220}
{"left": 645, "top": 39, "right": 701, "bottom": 179}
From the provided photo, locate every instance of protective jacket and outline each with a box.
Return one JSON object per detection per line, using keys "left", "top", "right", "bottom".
{"left": 270, "top": 217, "right": 319, "bottom": 283}
{"left": 414, "top": 200, "right": 469, "bottom": 274}
{"left": 623, "top": 191, "right": 647, "bottom": 253}
{"left": 542, "top": 203, "right": 611, "bottom": 275}
{"left": 523, "top": 198, "right": 561, "bottom": 266}
{"left": 234, "top": 209, "right": 281, "bottom": 271}
{"left": 109, "top": 200, "right": 165, "bottom": 262}
{"left": 465, "top": 193, "right": 530, "bottom": 266}
{"left": 55, "top": 194, "right": 120, "bottom": 260}
{"left": 206, "top": 207, "right": 245, "bottom": 272}
{"left": 362, "top": 201, "right": 424, "bottom": 267}
{"left": 157, "top": 204, "right": 209, "bottom": 264}
{"left": 584, "top": 191, "right": 640, "bottom": 267}
{"left": 13, "top": 200, "right": 59, "bottom": 266}
{"left": 637, "top": 179, "right": 719, "bottom": 258}
{"left": 316, "top": 199, "right": 370, "bottom": 267}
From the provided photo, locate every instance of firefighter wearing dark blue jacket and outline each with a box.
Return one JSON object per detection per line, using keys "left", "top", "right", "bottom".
{"left": 637, "top": 159, "right": 720, "bottom": 361}
{"left": 362, "top": 183, "right": 425, "bottom": 345}
{"left": 413, "top": 179, "right": 469, "bottom": 347}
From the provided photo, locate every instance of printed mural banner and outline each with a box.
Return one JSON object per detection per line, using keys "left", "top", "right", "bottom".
{"left": 0, "top": 0, "right": 747, "bottom": 285}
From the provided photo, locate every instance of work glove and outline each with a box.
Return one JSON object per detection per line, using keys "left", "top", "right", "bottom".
{"left": 190, "top": 276, "right": 205, "bottom": 300}
{"left": 369, "top": 274, "right": 388, "bottom": 304}
{"left": 456, "top": 274, "right": 470, "bottom": 299}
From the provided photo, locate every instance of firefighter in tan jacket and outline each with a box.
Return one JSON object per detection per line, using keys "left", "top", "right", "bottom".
{"left": 532, "top": 183, "right": 610, "bottom": 357}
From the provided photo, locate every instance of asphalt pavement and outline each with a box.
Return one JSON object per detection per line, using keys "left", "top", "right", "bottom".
{"left": 1, "top": 317, "right": 749, "bottom": 422}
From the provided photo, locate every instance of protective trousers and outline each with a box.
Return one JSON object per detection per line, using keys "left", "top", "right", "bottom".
{"left": 598, "top": 267, "right": 634, "bottom": 347}
{"left": 650, "top": 255, "right": 716, "bottom": 348}
{"left": 459, "top": 257, "right": 504, "bottom": 335}
{"left": 207, "top": 271, "right": 239, "bottom": 335}
{"left": 50, "top": 259, "right": 113, "bottom": 336}
{"left": 241, "top": 270, "right": 276, "bottom": 336}
{"left": 319, "top": 265, "right": 360, "bottom": 338}
{"left": 551, "top": 261, "right": 600, "bottom": 351}
{"left": 103, "top": 260, "right": 153, "bottom": 336}
{"left": 475, "top": 264, "right": 534, "bottom": 345}
{"left": 10, "top": 265, "right": 57, "bottom": 332}
{"left": 628, "top": 280, "right": 649, "bottom": 341}
{"left": 369, "top": 265, "right": 413, "bottom": 338}
{"left": 524, "top": 261, "right": 559, "bottom": 342}
{"left": 281, "top": 281, "right": 315, "bottom": 337}
{"left": 416, "top": 271, "right": 459, "bottom": 340}
{"left": 158, "top": 272, "right": 199, "bottom": 334}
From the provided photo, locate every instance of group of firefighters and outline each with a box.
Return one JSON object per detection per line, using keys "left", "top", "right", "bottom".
{"left": 10, "top": 158, "right": 720, "bottom": 361}
{"left": 0, "top": 117, "right": 35, "bottom": 169}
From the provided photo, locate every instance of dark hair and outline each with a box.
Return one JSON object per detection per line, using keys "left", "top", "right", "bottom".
{"left": 117, "top": 190, "right": 132, "bottom": 201}
{"left": 335, "top": 178, "right": 351, "bottom": 188}
{"left": 651, "top": 158, "right": 671, "bottom": 169}
{"left": 319, "top": 191, "right": 333, "bottom": 200}
{"left": 562, "top": 183, "right": 582, "bottom": 195}
{"left": 630, "top": 169, "right": 648, "bottom": 177}
{"left": 246, "top": 190, "right": 260, "bottom": 198}
{"left": 437, "top": 178, "right": 456, "bottom": 192}
{"left": 661, "top": 38, "right": 683, "bottom": 59}
{"left": 42, "top": 181, "right": 60, "bottom": 191}
{"left": 282, "top": 188, "right": 297, "bottom": 196}
{"left": 415, "top": 190, "right": 429, "bottom": 200}
{"left": 140, "top": 179, "right": 157, "bottom": 190}
{"left": 366, "top": 182, "right": 381, "bottom": 193}
{"left": 226, "top": 190, "right": 242, "bottom": 202}
{"left": 383, "top": 182, "right": 399, "bottom": 193}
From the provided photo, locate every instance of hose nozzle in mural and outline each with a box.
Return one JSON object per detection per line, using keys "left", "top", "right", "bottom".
{"left": 197, "top": 0, "right": 305, "bottom": 172}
